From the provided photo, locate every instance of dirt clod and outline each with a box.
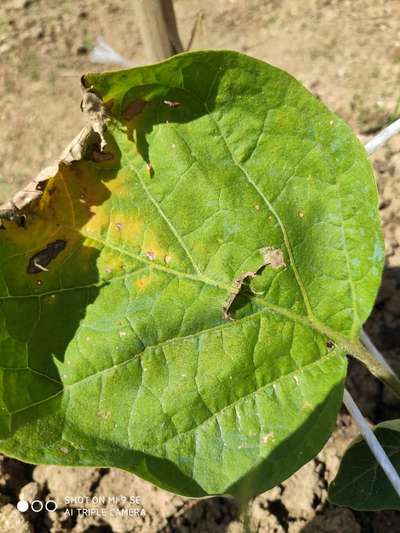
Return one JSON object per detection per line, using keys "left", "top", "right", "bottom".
{"left": 0, "top": 504, "right": 33, "bottom": 533}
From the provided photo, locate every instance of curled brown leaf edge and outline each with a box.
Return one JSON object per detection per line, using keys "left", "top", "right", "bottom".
{"left": 0, "top": 84, "right": 107, "bottom": 215}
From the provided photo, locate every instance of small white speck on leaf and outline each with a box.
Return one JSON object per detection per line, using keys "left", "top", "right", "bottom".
{"left": 59, "top": 447, "right": 69, "bottom": 455}
{"left": 163, "top": 100, "right": 181, "bottom": 108}
{"left": 119, "top": 331, "right": 127, "bottom": 337}
{"left": 146, "top": 251, "right": 156, "bottom": 261}
{"left": 164, "top": 255, "right": 172, "bottom": 264}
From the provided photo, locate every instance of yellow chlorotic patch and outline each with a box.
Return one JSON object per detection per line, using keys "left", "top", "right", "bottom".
{"left": 99, "top": 254, "right": 125, "bottom": 275}
{"left": 106, "top": 212, "right": 144, "bottom": 245}
{"left": 82, "top": 208, "right": 110, "bottom": 237}
{"left": 104, "top": 170, "right": 132, "bottom": 197}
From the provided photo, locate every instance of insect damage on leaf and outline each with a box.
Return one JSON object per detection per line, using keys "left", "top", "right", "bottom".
{"left": 27, "top": 240, "right": 67, "bottom": 274}
{"left": 223, "top": 247, "right": 286, "bottom": 320}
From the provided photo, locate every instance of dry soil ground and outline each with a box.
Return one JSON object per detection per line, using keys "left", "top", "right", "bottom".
{"left": 0, "top": 0, "right": 400, "bottom": 532}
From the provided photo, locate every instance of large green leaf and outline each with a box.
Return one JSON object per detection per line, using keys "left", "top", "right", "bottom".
{"left": 329, "top": 420, "right": 400, "bottom": 510}
{"left": 0, "top": 51, "right": 383, "bottom": 498}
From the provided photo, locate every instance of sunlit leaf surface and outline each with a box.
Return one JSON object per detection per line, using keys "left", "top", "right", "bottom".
{"left": 0, "top": 51, "right": 383, "bottom": 497}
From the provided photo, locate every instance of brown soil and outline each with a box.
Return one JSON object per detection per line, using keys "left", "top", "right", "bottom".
{"left": 0, "top": 0, "right": 400, "bottom": 531}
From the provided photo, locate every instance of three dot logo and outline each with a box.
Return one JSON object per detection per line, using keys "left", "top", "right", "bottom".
{"left": 17, "top": 499, "right": 57, "bottom": 513}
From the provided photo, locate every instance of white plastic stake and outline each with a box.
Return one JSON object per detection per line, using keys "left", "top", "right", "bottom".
{"left": 365, "top": 117, "right": 400, "bottom": 155}
{"left": 89, "top": 37, "right": 134, "bottom": 68}
{"left": 343, "top": 389, "right": 400, "bottom": 497}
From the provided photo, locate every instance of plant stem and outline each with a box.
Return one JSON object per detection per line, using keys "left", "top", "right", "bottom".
{"left": 349, "top": 341, "right": 400, "bottom": 399}
{"left": 343, "top": 389, "right": 400, "bottom": 497}
{"left": 239, "top": 500, "right": 253, "bottom": 533}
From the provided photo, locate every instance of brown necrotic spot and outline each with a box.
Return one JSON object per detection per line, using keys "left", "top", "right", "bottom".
{"left": 28, "top": 240, "right": 67, "bottom": 274}
{"left": 261, "top": 247, "right": 286, "bottom": 269}
{"left": 123, "top": 99, "right": 147, "bottom": 120}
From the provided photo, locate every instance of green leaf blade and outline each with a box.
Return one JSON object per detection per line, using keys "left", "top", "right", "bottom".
{"left": 0, "top": 51, "right": 383, "bottom": 498}
{"left": 329, "top": 420, "right": 400, "bottom": 510}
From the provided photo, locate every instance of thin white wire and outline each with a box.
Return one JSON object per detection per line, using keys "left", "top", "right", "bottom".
{"left": 343, "top": 389, "right": 400, "bottom": 496}
{"left": 365, "top": 117, "right": 400, "bottom": 155}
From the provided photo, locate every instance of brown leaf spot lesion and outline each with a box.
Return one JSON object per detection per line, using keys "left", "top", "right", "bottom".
{"left": 223, "top": 247, "right": 286, "bottom": 320}
{"left": 122, "top": 99, "right": 147, "bottom": 120}
{"left": 261, "top": 247, "right": 286, "bottom": 269}
{"left": 146, "top": 250, "right": 156, "bottom": 261}
{"left": 27, "top": 240, "right": 67, "bottom": 274}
